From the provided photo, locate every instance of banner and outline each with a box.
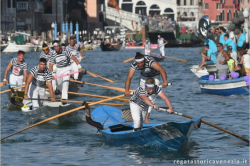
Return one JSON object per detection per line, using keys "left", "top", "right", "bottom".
{"left": 108, "top": 0, "right": 121, "bottom": 13}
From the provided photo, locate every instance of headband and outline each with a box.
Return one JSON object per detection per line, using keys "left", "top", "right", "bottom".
{"left": 18, "top": 53, "right": 24, "bottom": 56}
{"left": 145, "top": 84, "right": 155, "bottom": 88}
{"left": 53, "top": 42, "right": 59, "bottom": 46}
{"left": 135, "top": 58, "right": 144, "bottom": 62}
{"left": 42, "top": 46, "right": 49, "bottom": 50}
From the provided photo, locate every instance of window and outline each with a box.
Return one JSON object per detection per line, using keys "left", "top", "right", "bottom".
{"left": 164, "top": 8, "right": 173, "bottom": 13}
{"left": 17, "top": 2, "right": 28, "bottom": 10}
{"left": 227, "top": 10, "right": 232, "bottom": 21}
{"left": 205, "top": 3, "right": 209, "bottom": 9}
{"left": 123, "top": 0, "right": 132, "bottom": 1}
{"left": 184, "top": 0, "right": 186, "bottom": 5}
{"left": 13, "top": 0, "right": 16, "bottom": 8}
{"left": 150, "top": 5, "right": 160, "bottom": 9}
{"left": 220, "top": 0, "right": 225, "bottom": 3}
{"left": 216, "top": 3, "right": 221, "bottom": 9}
{"left": 44, "top": 0, "right": 52, "bottom": 14}
{"left": 177, "top": 0, "right": 180, "bottom": 6}
{"left": 222, "top": 10, "right": 224, "bottom": 21}
{"left": 122, "top": 4, "right": 133, "bottom": 12}
{"left": 136, "top": 1, "right": 146, "bottom": 5}
{"left": 8, "top": 0, "right": 11, "bottom": 8}
{"left": 216, "top": 15, "right": 220, "bottom": 21}
{"left": 190, "top": 0, "right": 194, "bottom": 5}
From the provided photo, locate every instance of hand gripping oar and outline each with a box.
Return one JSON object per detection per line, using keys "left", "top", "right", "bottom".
{"left": 0, "top": 85, "right": 25, "bottom": 94}
{"left": 1, "top": 94, "right": 126, "bottom": 140}
{"left": 159, "top": 108, "right": 250, "bottom": 144}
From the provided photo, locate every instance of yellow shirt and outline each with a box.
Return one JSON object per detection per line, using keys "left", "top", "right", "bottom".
{"left": 227, "top": 59, "right": 235, "bottom": 72}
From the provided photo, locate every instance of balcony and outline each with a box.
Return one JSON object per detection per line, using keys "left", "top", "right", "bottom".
{"left": 17, "top": 2, "right": 28, "bottom": 11}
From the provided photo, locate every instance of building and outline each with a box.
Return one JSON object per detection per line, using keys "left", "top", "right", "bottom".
{"left": 1, "top": 0, "right": 16, "bottom": 32}
{"left": 177, "top": 0, "right": 203, "bottom": 27}
{"left": 203, "top": 0, "right": 237, "bottom": 24}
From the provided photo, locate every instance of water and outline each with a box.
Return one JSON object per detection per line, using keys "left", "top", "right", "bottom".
{"left": 1, "top": 48, "right": 249, "bottom": 166}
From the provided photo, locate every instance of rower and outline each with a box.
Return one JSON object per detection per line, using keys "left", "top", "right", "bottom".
{"left": 49, "top": 41, "right": 83, "bottom": 101}
{"left": 3, "top": 50, "right": 28, "bottom": 90}
{"left": 157, "top": 35, "right": 168, "bottom": 56}
{"left": 40, "top": 43, "right": 53, "bottom": 64}
{"left": 130, "top": 78, "right": 173, "bottom": 131}
{"left": 144, "top": 39, "right": 151, "bottom": 55}
{"left": 65, "top": 36, "right": 85, "bottom": 80}
{"left": 24, "top": 58, "right": 55, "bottom": 110}
{"left": 125, "top": 52, "right": 168, "bottom": 121}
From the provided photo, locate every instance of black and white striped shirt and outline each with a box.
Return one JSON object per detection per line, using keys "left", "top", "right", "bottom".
{"left": 40, "top": 48, "right": 54, "bottom": 62}
{"left": 10, "top": 58, "right": 28, "bottom": 76}
{"left": 130, "top": 85, "right": 162, "bottom": 109}
{"left": 65, "top": 44, "right": 81, "bottom": 62}
{"left": 131, "top": 56, "right": 160, "bottom": 77}
{"left": 30, "top": 65, "right": 52, "bottom": 88}
{"left": 49, "top": 49, "right": 72, "bottom": 68}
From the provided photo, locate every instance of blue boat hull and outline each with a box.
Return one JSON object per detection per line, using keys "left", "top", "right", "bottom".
{"left": 91, "top": 106, "right": 201, "bottom": 150}
{"left": 199, "top": 77, "right": 249, "bottom": 95}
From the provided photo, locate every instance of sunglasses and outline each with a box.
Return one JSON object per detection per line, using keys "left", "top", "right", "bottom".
{"left": 217, "top": 45, "right": 222, "bottom": 47}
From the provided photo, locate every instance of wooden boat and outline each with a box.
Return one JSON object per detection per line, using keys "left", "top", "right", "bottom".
{"left": 190, "top": 65, "right": 216, "bottom": 78}
{"left": 199, "top": 77, "right": 249, "bottom": 95}
{"left": 88, "top": 106, "right": 201, "bottom": 150}
{"left": 21, "top": 101, "right": 78, "bottom": 125}
{"left": 8, "top": 89, "right": 24, "bottom": 109}
{"left": 100, "top": 42, "right": 123, "bottom": 51}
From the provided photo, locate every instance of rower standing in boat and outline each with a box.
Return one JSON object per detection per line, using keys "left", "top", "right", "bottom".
{"left": 40, "top": 43, "right": 53, "bottom": 63}
{"left": 157, "top": 35, "right": 168, "bottom": 56}
{"left": 65, "top": 37, "right": 85, "bottom": 80}
{"left": 130, "top": 78, "right": 173, "bottom": 131}
{"left": 3, "top": 50, "right": 28, "bottom": 90}
{"left": 125, "top": 52, "right": 168, "bottom": 121}
{"left": 49, "top": 41, "right": 83, "bottom": 101}
{"left": 144, "top": 39, "right": 151, "bottom": 55}
{"left": 24, "top": 58, "right": 55, "bottom": 110}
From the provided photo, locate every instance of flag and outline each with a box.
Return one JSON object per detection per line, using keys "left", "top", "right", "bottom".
{"left": 108, "top": 0, "right": 121, "bottom": 13}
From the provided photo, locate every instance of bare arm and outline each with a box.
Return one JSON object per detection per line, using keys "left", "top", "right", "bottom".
{"left": 151, "top": 62, "right": 168, "bottom": 87}
{"left": 24, "top": 72, "right": 34, "bottom": 100}
{"left": 140, "top": 94, "right": 154, "bottom": 107}
{"left": 49, "top": 63, "right": 54, "bottom": 72}
{"left": 23, "top": 70, "right": 28, "bottom": 84}
{"left": 238, "top": 56, "right": 244, "bottom": 65}
{"left": 71, "top": 55, "right": 83, "bottom": 72}
{"left": 125, "top": 68, "right": 135, "bottom": 96}
{"left": 158, "top": 91, "right": 173, "bottom": 113}
{"left": 3, "top": 61, "right": 12, "bottom": 85}
{"left": 219, "top": 51, "right": 230, "bottom": 64}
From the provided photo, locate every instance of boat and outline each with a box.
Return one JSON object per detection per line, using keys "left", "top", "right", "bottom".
{"left": 100, "top": 42, "right": 123, "bottom": 51}
{"left": 125, "top": 44, "right": 158, "bottom": 49}
{"left": 1, "top": 44, "right": 8, "bottom": 52}
{"left": 84, "top": 44, "right": 100, "bottom": 50}
{"left": 150, "top": 55, "right": 165, "bottom": 62}
{"left": 190, "top": 65, "right": 216, "bottom": 78}
{"left": 8, "top": 88, "right": 24, "bottom": 109}
{"left": 88, "top": 106, "right": 201, "bottom": 150}
{"left": 21, "top": 101, "right": 78, "bottom": 125}
{"left": 2, "top": 43, "right": 39, "bottom": 53}
{"left": 199, "top": 77, "right": 249, "bottom": 95}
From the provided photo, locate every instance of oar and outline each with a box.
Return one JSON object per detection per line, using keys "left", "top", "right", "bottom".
{"left": 1, "top": 94, "right": 125, "bottom": 140}
{"left": 61, "top": 100, "right": 130, "bottom": 107}
{"left": 70, "top": 79, "right": 84, "bottom": 84}
{"left": 6, "top": 84, "right": 21, "bottom": 87}
{"left": 87, "top": 71, "right": 115, "bottom": 83}
{"left": 148, "top": 52, "right": 188, "bottom": 63}
{"left": 86, "top": 71, "right": 97, "bottom": 77}
{"left": 123, "top": 57, "right": 135, "bottom": 63}
{"left": 0, "top": 81, "right": 9, "bottom": 87}
{"left": 150, "top": 42, "right": 167, "bottom": 52}
{"left": 68, "top": 91, "right": 130, "bottom": 103}
{"left": 159, "top": 108, "right": 250, "bottom": 144}
{"left": 84, "top": 82, "right": 129, "bottom": 92}
{"left": 0, "top": 85, "right": 25, "bottom": 94}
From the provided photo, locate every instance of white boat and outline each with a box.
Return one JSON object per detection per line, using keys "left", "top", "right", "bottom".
{"left": 2, "top": 43, "right": 40, "bottom": 53}
{"left": 190, "top": 65, "right": 216, "bottom": 78}
{"left": 21, "top": 101, "right": 79, "bottom": 125}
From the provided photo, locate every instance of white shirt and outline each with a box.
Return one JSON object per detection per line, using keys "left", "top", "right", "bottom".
{"left": 243, "top": 54, "right": 250, "bottom": 69}
{"left": 229, "top": 31, "right": 236, "bottom": 43}
{"left": 230, "top": 52, "right": 238, "bottom": 66}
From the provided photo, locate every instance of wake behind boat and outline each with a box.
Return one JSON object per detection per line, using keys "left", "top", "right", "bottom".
{"left": 89, "top": 106, "right": 201, "bottom": 150}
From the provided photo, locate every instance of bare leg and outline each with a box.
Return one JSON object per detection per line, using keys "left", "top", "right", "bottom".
{"left": 196, "top": 56, "right": 206, "bottom": 72}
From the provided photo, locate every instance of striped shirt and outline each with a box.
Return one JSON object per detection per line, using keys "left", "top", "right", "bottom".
{"left": 49, "top": 49, "right": 72, "bottom": 68}
{"left": 40, "top": 48, "right": 54, "bottom": 62}
{"left": 130, "top": 85, "right": 162, "bottom": 109}
{"left": 10, "top": 58, "right": 28, "bottom": 76}
{"left": 30, "top": 65, "right": 52, "bottom": 88}
{"left": 131, "top": 56, "right": 160, "bottom": 77}
{"left": 65, "top": 44, "right": 82, "bottom": 62}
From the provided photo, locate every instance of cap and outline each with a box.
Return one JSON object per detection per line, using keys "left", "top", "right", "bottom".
{"left": 227, "top": 46, "right": 232, "bottom": 50}
{"left": 158, "top": 35, "right": 160, "bottom": 37}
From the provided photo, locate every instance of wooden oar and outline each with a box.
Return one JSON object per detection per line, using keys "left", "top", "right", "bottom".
{"left": 6, "top": 84, "right": 21, "bottom": 87}
{"left": 0, "top": 81, "right": 9, "bottom": 87}
{"left": 149, "top": 52, "right": 188, "bottom": 63}
{"left": 159, "top": 108, "right": 249, "bottom": 144}
{"left": 150, "top": 42, "right": 167, "bottom": 52}
{"left": 87, "top": 71, "right": 115, "bottom": 83}
{"left": 68, "top": 91, "right": 130, "bottom": 103}
{"left": 70, "top": 79, "right": 83, "bottom": 84}
{"left": 1, "top": 94, "right": 126, "bottom": 140}
{"left": 61, "top": 100, "right": 129, "bottom": 107}
{"left": 84, "top": 82, "right": 131, "bottom": 93}
{"left": 0, "top": 85, "right": 25, "bottom": 94}
{"left": 123, "top": 57, "right": 135, "bottom": 63}
{"left": 86, "top": 71, "right": 97, "bottom": 77}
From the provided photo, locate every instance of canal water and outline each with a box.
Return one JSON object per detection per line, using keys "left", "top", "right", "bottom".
{"left": 1, "top": 47, "right": 249, "bottom": 165}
